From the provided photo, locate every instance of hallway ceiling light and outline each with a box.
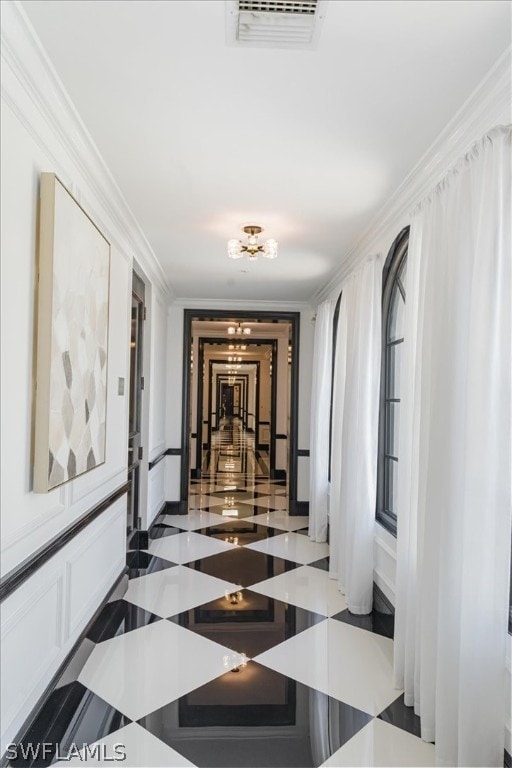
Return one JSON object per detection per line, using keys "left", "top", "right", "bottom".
{"left": 227, "top": 322, "right": 251, "bottom": 336}
{"left": 227, "top": 225, "right": 278, "bottom": 260}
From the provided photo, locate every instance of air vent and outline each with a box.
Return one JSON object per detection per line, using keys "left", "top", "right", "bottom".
{"left": 239, "top": 1, "right": 317, "bottom": 13}
{"left": 226, "top": 0, "right": 328, "bottom": 50}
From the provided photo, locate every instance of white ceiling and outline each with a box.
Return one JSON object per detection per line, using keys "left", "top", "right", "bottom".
{"left": 22, "top": 0, "right": 511, "bottom": 302}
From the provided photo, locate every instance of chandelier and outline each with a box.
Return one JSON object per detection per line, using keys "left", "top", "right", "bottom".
{"left": 227, "top": 322, "right": 251, "bottom": 336}
{"left": 227, "top": 225, "right": 278, "bottom": 260}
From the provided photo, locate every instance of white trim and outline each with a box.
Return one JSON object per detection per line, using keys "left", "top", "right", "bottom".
{"left": 373, "top": 569, "right": 396, "bottom": 605}
{"left": 313, "top": 47, "right": 512, "bottom": 304}
{"left": 1, "top": 0, "right": 171, "bottom": 300}
{"left": 172, "top": 297, "right": 312, "bottom": 311}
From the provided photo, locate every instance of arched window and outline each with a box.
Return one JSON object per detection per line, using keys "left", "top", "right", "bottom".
{"left": 376, "top": 228, "right": 409, "bottom": 535}
{"left": 328, "top": 291, "right": 342, "bottom": 482}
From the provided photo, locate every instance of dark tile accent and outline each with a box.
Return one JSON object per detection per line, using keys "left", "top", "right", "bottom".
{"left": 149, "top": 523, "right": 183, "bottom": 539}
{"left": 504, "top": 748, "right": 511, "bottom": 768}
{"left": 208, "top": 490, "right": 270, "bottom": 500}
{"left": 323, "top": 694, "right": 374, "bottom": 755}
{"left": 331, "top": 608, "right": 395, "bottom": 639}
{"left": 9, "top": 682, "right": 130, "bottom": 766}
{"left": 378, "top": 693, "right": 421, "bottom": 737}
{"left": 288, "top": 500, "right": 309, "bottom": 516}
{"left": 138, "top": 671, "right": 371, "bottom": 767}
{"left": 168, "top": 589, "right": 325, "bottom": 654}
{"left": 86, "top": 599, "right": 161, "bottom": 643}
{"left": 193, "top": 521, "right": 278, "bottom": 543}
{"left": 166, "top": 500, "right": 189, "bottom": 515}
{"left": 185, "top": 548, "right": 298, "bottom": 588}
{"left": 139, "top": 662, "right": 296, "bottom": 736}
{"left": 309, "top": 556, "right": 330, "bottom": 572}
{"left": 196, "top": 501, "right": 273, "bottom": 518}
{"left": 127, "top": 529, "right": 148, "bottom": 551}
{"left": 295, "top": 528, "right": 309, "bottom": 536}
{"left": 126, "top": 550, "right": 177, "bottom": 579}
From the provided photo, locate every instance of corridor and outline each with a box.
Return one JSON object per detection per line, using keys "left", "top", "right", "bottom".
{"left": 12, "top": 421, "right": 435, "bottom": 768}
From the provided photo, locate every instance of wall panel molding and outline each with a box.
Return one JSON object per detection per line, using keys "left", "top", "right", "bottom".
{"left": 0, "top": 497, "right": 126, "bottom": 755}
{"left": 0, "top": 484, "right": 128, "bottom": 602}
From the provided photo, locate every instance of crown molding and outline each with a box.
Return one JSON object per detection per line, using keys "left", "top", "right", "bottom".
{"left": 312, "top": 46, "right": 512, "bottom": 305}
{"left": 1, "top": 0, "right": 172, "bottom": 300}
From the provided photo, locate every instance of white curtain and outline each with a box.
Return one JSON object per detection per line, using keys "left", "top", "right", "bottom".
{"left": 309, "top": 299, "right": 335, "bottom": 542}
{"left": 329, "top": 255, "right": 382, "bottom": 614}
{"left": 393, "top": 125, "right": 512, "bottom": 767}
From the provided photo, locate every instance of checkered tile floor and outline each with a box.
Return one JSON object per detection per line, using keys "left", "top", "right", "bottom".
{"left": 12, "top": 477, "right": 435, "bottom": 767}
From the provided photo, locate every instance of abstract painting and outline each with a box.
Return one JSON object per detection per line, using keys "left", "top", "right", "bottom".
{"left": 34, "top": 173, "right": 110, "bottom": 492}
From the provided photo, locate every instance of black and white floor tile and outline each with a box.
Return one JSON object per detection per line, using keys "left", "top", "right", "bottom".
{"left": 10, "top": 424, "right": 435, "bottom": 767}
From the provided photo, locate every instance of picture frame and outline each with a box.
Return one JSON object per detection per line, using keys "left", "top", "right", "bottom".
{"left": 33, "top": 173, "right": 111, "bottom": 492}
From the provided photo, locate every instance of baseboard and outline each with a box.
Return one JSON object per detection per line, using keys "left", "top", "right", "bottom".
{"left": 190, "top": 469, "right": 201, "bottom": 479}
{"left": 165, "top": 500, "right": 189, "bottom": 515}
{"left": 128, "top": 503, "right": 183, "bottom": 552}
{"left": 288, "top": 500, "right": 309, "bottom": 516}
{"left": 271, "top": 469, "right": 287, "bottom": 481}
{"left": 373, "top": 582, "right": 395, "bottom": 615}
{"left": 257, "top": 443, "right": 269, "bottom": 450}
{"left": 1, "top": 567, "right": 128, "bottom": 767}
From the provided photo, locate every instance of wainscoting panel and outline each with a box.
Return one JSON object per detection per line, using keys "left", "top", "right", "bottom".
{"left": 0, "top": 496, "right": 126, "bottom": 756}
{"left": 296, "top": 454, "right": 310, "bottom": 502}
{"left": 373, "top": 522, "right": 397, "bottom": 607}
{"left": 64, "top": 501, "right": 126, "bottom": 641}
{"left": 1, "top": 567, "right": 64, "bottom": 752}
{"left": 165, "top": 455, "right": 182, "bottom": 503}
{"left": 148, "top": 459, "right": 165, "bottom": 528}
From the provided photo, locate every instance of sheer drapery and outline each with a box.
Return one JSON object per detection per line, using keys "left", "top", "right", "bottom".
{"left": 393, "top": 125, "right": 512, "bottom": 767}
{"left": 329, "top": 256, "right": 382, "bottom": 614}
{"left": 309, "top": 299, "right": 335, "bottom": 542}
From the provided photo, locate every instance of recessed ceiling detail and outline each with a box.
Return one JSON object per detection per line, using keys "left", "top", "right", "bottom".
{"left": 226, "top": 0, "right": 328, "bottom": 49}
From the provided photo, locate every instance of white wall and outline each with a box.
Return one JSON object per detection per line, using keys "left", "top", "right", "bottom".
{"left": 297, "top": 308, "right": 315, "bottom": 502}
{"left": 165, "top": 305, "right": 184, "bottom": 499}
{"left": 146, "top": 289, "right": 169, "bottom": 527}
{"left": 0, "top": 2, "right": 171, "bottom": 752}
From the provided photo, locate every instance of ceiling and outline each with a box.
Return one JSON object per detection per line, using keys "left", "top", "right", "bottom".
{"left": 22, "top": 0, "right": 511, "bottom": 302}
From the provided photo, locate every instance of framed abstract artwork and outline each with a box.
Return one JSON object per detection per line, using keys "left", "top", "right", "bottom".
{"left": 33, "top": 173, "right": 111, "bottom": 492}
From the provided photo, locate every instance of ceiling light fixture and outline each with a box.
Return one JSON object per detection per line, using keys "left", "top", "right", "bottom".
{"left": 228, "top": 225, "right": 278, "bottom": 260}
{"left": 227, "top": 323, "right": 251, "bottom": 336}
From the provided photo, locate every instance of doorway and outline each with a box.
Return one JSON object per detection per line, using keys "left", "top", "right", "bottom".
{"left": 126, "top": 271, "right": 145, "bottom": 540}
{"left": 181, "top": 310, "right": 299, "bottom": 502}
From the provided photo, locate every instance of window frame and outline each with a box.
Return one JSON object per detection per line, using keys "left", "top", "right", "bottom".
{"left": 328, "top": 291, "right": 342, "bottom": 483}
{"left": 376, "top": 227, "right": 409, "bottom": 536}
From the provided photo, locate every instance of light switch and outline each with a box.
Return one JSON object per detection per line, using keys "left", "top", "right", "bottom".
{"left": 118, "top": 377, "right": 125, "bottom": 395}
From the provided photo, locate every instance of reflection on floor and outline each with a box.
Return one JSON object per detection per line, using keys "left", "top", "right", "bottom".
{"left": 9, "top": 422, "right": 435, "bottom": 767}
